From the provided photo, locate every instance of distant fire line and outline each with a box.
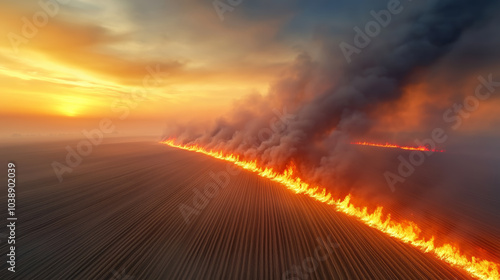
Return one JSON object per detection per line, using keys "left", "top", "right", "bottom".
{"left": 351, "top": 141, "right": 445, "bottom": 152}
{"left": 161, "top": 139, "right": 499, "bottom": 280}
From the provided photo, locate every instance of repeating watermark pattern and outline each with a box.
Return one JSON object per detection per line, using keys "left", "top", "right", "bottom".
{"left": 51, "top": 119, "right": 115, "bottom": 182}
{"left": 110, "top": 268, "right": 134, "bottom": 280}
{"left": 339, "top": 0, "right": 411, "bottom": 63}
{"left": 111, "top": 65, "right": 167, "bottom": 121}
{"left": 177, "top": 107, "right": 295, "bottom": 224}
{"left": 179, "top": 163, "right": 241, "bottom": 224}
{"left": 51, "top": 65, "right": 168, "bottom": 182}
{"left": 213, "top": 0, "right": 243, "bottom": 22}
{"left": 384, "top": 74, "right": 500, "bottom": 191}
{"left": 8, "top": 0, "right": 72, "bottom": 54}
{"left": 255, "top": 107, "right": 297, "bottom": 147}
{"left": 282, "top": 235, "right": 340, "bottom": 280}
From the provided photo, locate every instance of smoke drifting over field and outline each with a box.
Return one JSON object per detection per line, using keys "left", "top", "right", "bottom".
{"left": 164, "top": 0, "right": 500, "bottom": 194}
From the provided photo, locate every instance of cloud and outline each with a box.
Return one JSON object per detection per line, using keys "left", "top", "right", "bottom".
{"left": 165, "top": 0, "right": 500, "bottom": 194}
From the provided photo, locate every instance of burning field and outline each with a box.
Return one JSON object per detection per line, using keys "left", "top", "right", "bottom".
{"left": 161, "top": 139, "right": 500, "bottom": 280}
{"left": 0, "top": 139, "right": 495, "bottom": 279}
{"left": 1, "top": 0, "right": 500, "bottom": 279}
{"left": 156, "top": 1, "right": 500, "bottom": 279}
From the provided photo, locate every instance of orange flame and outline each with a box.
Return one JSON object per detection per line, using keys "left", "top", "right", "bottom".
{"left": 351, "top": 141, "right": 445, "bottom": 152}
{"left": 161, "top": 139, "right": 499, "bottom": 280}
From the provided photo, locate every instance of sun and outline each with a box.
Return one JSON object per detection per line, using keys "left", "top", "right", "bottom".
{"left": 62, "top": 108, "right": 78, "bottom": 117}
{"left": 57, "top": 96, "right": 90, "bottom": 117}
{"left": 58, "top": 103, "right": 83, "bottom": 117}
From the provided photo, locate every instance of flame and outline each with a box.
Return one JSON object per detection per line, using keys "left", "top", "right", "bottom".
{"left": 161, "top": 139, "right": 499, "bottom": 280}
{"left": 351, "top": 141, "right": 445, "bottom": 152}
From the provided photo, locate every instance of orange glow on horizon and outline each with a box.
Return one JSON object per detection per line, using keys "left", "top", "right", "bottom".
{"left": 351, "top": 141, "right": 445, "bottom": 153}
{"left": 161, "top": 139, "right": 499, "bottom": 280}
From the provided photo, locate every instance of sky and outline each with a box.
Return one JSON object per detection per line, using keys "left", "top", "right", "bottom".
{"left": 1, "top": 0, "right": 499, "bottom": 271}
{"left": 1, "top": 0, "right": 500, "bottom": 139}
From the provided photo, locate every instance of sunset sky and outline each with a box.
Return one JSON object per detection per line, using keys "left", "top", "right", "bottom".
{"left": 1, "top": 0, "right": 500, "bottom": 138}
{"left": 2, "top": 2, "right": 499, "bottom": 279}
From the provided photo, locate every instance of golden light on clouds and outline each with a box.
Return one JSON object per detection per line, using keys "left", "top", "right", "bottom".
{"left": 0, "top": 0, "right": 298, "bottom": 125}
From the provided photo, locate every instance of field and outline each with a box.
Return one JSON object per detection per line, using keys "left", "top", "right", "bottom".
{"left": 0, "top": 139, "right": 484, "bottom": 279}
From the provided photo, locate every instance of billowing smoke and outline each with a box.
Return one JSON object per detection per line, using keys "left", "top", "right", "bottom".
{"left": 164, "top": 0, "right": 497, "bottom": 192}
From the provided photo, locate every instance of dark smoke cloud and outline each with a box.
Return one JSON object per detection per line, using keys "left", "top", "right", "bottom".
{"left": 163, "top": 0, "right": 500, "bottom": 259}
{"left": 164, "top": 0, "right": 498, "bottom": 184}
{"left": 289, "top": 0, "right": 496, "bottom": 150}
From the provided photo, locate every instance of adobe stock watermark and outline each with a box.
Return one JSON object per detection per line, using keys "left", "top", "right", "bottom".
{"left": 110, "top": 268, "right": 134, "bottom": 280}
{"left": 7, "top": 0, "right": 72, "bottom": 54}
{"left": 51, "top": 64, "right": 168, "bottom": 182}
{"left": 213, "top": 0, "right": 243, "bottom": 22}
{"left": 384, "top": 74, "right": 500, "bottom": 191}
{"left": 110, "top": 64, "right": 166, "bottom": 120}
{"left": 51, "top": 119, "right": 115, "bottom": 182}
{"left": 339, "top": 0, "right": 412, "bottom": 64}
{"left": 282, "top": 235, "right": 340, "bottom": 280}
{"left": 178, "top": 163, "right": 241, "bottom": 224}
{"left": 255, "top": 107, "right": 297, "bottom": 147}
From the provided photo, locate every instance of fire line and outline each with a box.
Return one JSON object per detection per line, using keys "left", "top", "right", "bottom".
{"left": 351, "top": 141, "right": 445, "bottom": 153}
{"left": 162, "top": 139, "right": 499, "bottom": 280}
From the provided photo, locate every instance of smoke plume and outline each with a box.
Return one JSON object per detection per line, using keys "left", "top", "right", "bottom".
{"left": 164, "top": 0, "right": 497, "bottom": 190}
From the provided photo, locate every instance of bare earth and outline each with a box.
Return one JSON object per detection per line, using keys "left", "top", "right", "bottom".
{"left": 0, "top": 139, "right": 475, "bottom": 279}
